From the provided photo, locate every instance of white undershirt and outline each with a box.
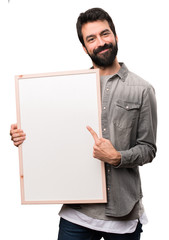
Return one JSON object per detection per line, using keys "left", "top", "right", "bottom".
{"left": 59, "top": 205, "right": 148, "bottom": 234}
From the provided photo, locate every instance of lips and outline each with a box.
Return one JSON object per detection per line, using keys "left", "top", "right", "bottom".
{"left": 97, "top": 48, "right": 110, "bottom": 54}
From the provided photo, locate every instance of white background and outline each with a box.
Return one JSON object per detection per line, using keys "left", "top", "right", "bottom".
{"left": 0, "top": 0, "right": 168, "bottom": 239}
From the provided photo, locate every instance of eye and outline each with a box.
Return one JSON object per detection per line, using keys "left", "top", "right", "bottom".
{"left": 102, "top": 31, "right": 110, "bottom": 36}
{"left": 87, "top": 37, "right": 95, "bottom": 43}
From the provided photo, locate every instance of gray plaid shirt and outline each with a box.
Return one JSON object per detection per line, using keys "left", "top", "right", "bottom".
{"left": 70, "top": 63, "right": 157, "bottom": 219}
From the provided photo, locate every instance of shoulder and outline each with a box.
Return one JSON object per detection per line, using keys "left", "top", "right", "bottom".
{"left": 126, "top": 71, "right": 153, "bottom": 89}
{"left": 119, "top": 63, "right": 154, "bottom": 90}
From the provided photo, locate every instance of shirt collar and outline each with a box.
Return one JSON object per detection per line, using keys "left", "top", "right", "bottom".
{"left": 91, "top": 62, "right": 129, "bottom": 82}
{"left": 116, "top": 62, "right": 128, "bottom": 81}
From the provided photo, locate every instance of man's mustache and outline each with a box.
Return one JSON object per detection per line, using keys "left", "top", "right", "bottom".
{"left": 93, "top": 43, "right": 113, "bottom": 55}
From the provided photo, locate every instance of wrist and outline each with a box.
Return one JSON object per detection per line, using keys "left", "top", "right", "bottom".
{"left": 112, "top": 151, "right": 121, "bottom": 166}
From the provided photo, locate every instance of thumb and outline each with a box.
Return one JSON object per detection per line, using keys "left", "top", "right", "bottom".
{"left": 10, "top": 123, "right": 17, "bottom": 131}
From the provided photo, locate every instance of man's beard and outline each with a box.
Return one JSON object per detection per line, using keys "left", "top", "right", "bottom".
{"left": 86, "top": 42, "right": 118, "bottom": 67}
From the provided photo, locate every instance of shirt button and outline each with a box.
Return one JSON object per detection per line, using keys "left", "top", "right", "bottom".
{"left": 126, "top": 105, "right": 129, "bottom": 109}
{"left": 107, "top": 169, "right": 110, "bottom": 173}
{"left": 103, "top": 107, "right": 106, "bottom": 110}
{"left": 103, "top": 128, "right": 106, "bottom": 131}
{"left": 106, "top": 88, "right": 109, "bottom": 91}
{"left": 107, "top": 187, "right": 110, "bottom": 191}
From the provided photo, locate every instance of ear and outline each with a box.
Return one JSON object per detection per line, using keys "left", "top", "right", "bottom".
{"left": 115, "top": 35, "right": 119, "bottom": 43}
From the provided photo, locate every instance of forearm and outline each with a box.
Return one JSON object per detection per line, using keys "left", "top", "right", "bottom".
{"left": 115, "top": 87, "right": 157, "bottom": 169}
{"left": 116, "top": 143, "right": 156, "bottom": 168}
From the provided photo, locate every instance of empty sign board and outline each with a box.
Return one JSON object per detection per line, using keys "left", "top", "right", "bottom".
{"left": 15, "top": 69, "right": 107, "bottom": 204}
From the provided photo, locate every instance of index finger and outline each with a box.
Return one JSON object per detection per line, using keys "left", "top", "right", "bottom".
{"left": 86, "top": 126, "right": 99, "bottom": 143}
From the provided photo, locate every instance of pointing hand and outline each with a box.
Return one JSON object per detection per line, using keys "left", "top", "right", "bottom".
{"left": 87, "top": 126, "right": 121, "bottom": 166}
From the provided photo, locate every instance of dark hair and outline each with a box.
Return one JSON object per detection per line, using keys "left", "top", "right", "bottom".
{"left": 76, "top": 8, "right": 117, "bottom": 47}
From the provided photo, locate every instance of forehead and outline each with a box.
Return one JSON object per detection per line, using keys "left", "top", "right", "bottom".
{"left": 81, "top": 20, "right": 112, "bottom": 37}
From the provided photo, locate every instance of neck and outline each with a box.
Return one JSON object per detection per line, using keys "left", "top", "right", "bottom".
{"left": 93, "top": 58, "right": 121, "bottom": 76}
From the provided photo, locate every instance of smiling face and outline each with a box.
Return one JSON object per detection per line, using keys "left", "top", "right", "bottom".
{"left": 81, "top": 20, "right": 118, "bottom": 68}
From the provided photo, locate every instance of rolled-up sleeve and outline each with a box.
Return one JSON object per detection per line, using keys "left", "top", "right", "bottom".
{"left": 118, "top": 86, "right": 157, "bottom": 168}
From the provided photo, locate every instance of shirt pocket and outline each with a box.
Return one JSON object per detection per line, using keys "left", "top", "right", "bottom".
{"left": 113, "top": 100, "right": 141, "bottom": 129}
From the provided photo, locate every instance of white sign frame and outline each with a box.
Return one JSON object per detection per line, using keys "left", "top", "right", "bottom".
{"left": 15, "top": 69, "right": 107, "bottom": 204}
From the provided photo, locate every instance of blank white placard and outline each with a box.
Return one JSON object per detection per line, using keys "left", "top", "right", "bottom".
{"left": 15, "top": 69, "right": 107, "bottom": 204}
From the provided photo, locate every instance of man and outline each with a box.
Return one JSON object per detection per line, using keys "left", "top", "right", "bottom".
{"left": 10, "top": 7, "right": 157, "bottom": 240}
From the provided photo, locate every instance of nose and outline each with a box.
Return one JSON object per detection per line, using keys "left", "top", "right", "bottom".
{"left": 96, "top": 36, "right": 105, "bottom": 46}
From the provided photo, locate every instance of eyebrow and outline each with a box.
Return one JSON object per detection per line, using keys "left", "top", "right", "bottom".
{"left": 86, "top": 29, "right": 111, "bottom": 41}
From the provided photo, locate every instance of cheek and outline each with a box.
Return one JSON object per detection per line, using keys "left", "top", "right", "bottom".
{"left": 85, "top": 46, "right": 94, "bottom": 55}
{"left": 85, "top": 42, "right": 97, "bottom": 55}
